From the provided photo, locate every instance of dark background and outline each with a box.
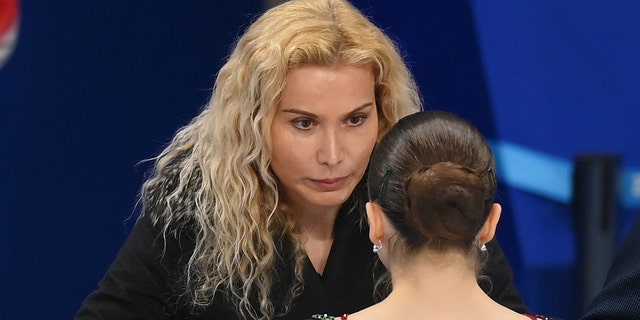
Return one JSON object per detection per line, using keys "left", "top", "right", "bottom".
{"left": 1, "top": 1, "right": 639, "bottom": 319}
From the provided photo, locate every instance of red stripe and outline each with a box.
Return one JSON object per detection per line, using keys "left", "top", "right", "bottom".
{"left": 0, "top": 0, "right": 19, "bottom": 38}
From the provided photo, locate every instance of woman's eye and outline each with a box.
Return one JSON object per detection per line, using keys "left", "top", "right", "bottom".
{"left": 293, "top": 119, "right": 314, "bottom": 130}
{"left": 347, "top": 115, "right": 367, "bottom": 126}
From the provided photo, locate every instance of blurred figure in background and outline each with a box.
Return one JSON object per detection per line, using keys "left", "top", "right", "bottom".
{"left": 582, "top": 214, "right": 640, "bottom": 320}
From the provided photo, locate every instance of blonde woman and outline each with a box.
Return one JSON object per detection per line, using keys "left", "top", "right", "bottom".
{"left": 76, "top": 1, "right": 527, "bottom": 319}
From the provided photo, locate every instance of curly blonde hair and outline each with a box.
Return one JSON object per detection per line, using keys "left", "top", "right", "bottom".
{"left": 140, "top": 0, "right": 421, "bottom": 319}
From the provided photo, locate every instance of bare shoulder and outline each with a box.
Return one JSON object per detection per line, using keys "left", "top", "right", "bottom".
{"left": 524, "top": 315, "right": 562, "bottom": 320}
{"left": 345, "top": 303, "right": 389, "bottom": 320}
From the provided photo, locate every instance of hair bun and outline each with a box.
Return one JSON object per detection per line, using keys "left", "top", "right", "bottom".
{"left": 404, "top": 162, "right": 487, "bottom": 243}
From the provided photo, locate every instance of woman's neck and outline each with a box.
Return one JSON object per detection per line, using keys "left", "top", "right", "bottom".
{"left": 389, "top": 250, "right": 482, "bottom": 308}
{"left": 350, "top": 250, "right": 527, "bottom": 320}
{"left": 296, "top": 204, "right": 341, "bottom": 239}
{"left": 294, "top": 204, "right": 341, "bottom": 275}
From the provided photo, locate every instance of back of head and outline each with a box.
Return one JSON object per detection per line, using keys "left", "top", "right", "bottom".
{"left": 367, "top": 111, "right": 497, "bottom": 252}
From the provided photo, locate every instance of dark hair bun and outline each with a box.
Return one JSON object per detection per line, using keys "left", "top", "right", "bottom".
{"left": 404, "top": 162, "right": 487, "bottom": 243}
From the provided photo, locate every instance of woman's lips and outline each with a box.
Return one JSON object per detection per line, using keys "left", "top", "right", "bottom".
{"left": 310, "top": 176, "right": 349, "bottom": 192}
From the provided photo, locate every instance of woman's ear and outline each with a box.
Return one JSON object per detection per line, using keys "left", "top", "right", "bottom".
{"left": 479, "top": 203, "right": 502, "bottom": 244}
{"left": 366, "top": 201, "right": 385, "bottom": 244}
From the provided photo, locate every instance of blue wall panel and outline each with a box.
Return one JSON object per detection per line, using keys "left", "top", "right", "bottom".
{"left": 0, "top": 1, "right": 261, "bottom": 319}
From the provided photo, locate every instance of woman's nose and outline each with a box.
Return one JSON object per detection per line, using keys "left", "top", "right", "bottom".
{"left": 317, "top": 128, "right": 344, "bottom": 166}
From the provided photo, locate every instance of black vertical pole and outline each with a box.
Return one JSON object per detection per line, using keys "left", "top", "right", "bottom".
{"left": 572, "top": 154, "right": 619, "bottom": 314}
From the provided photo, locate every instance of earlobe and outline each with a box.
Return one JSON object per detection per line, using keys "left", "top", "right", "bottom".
{"left": 479, "top": 203, "right": 502, "bottom": 244}
{"left": 366, "top": 201, "right": 385, "bottom": 244}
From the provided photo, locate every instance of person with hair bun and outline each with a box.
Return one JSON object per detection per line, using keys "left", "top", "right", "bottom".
{"left": 76, "top": 0, "right": 528, "bottom": 319}
{"left": 311, "top": 111, "right": 558, "bottom": 320}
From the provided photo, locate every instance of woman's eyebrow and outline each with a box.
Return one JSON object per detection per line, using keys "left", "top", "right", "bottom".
{"left": 281, "top": 102, "right": 374, "bottom": 118}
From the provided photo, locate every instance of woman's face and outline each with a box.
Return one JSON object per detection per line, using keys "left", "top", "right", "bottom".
{"left": 270, "top": 65, "right": 378, "bottom": 215}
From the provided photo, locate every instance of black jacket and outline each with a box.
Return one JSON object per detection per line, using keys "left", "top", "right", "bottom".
{"left": 76, "top": 208, "right": 528, "bottom": 319}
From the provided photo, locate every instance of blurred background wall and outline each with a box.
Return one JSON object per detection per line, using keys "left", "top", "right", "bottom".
{"left": 1, "top": 1, "right": 638, "bottom": 319}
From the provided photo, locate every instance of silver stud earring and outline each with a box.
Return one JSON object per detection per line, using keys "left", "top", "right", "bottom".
{"left": 480, "top": 243, "right": 487, "bottom": 252}
{"left": 372, "top": 241, "right": 383, "bottom": 253}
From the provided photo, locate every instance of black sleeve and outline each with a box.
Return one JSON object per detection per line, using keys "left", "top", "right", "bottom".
{"left": 581, "top": 215, "right": 640, "bottom": 320}
{"left": 75, "top": 214, "right": 188, "bottom": 320}
{"left": 480, "top": 238, "right": 530, "bottom": 314}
